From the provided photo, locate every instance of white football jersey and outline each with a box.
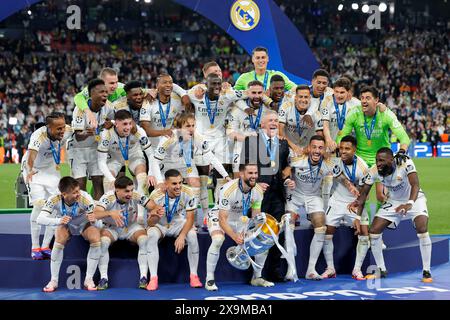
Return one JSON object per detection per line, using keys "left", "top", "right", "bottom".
{"left": 320, "top": 95, "right": 359, "bottom": 141}
{"left": 41, "top": 190, "right": 95, "bottom": 219}
{"left": 331, "top": 155, "right": 369, "bottom": 203}
{"left": 112, "top": 97, "right": 142, "bottom": 125}
{"left": 309, "top": 86, "right": 333, "bottom": 113}
{"left": 226, "top": 100, "right": 271, "bottom": 136}
{"left": 364, "top": 159, "right": 421, "bottom": 202}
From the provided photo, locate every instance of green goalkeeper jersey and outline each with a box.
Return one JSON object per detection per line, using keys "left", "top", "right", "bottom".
{"left": 74, "top": 82, "right": 126, "bottom": 111}
{"left": 234, "top": 69, "right": 296, "bottom": 91}
{"left": 336, "top": 106, "right": 410, "bottom": 167}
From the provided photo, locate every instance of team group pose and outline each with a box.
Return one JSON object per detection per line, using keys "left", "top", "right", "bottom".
{"left": 23, "top": 46, "right": 432, "bottom": 293}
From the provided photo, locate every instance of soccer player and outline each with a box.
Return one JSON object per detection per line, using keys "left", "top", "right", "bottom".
{"left": 140, "top": 74, "right": 184, "bottom": 148}
{"left": 94, "top": 176, "right": 152, "bottom": 289}
{"left": 226, "top": 80, "right": 271, "bottom": 177}
{"left": 74, "top": 67, "right": 125, "bottom": 128}
{"left": 113, "top": 80, "right": 147, "bottom": 125}
{"left": 70, "top": 79, "right": 115, "bottom": 200}
{"left": 321, "top": 136, "right": 371, "bottom": 280}
{"left": 145, "top": 169, "right": 202, "bottom": 290}
{"left": 38, "top": 177, "right": 101, "bottom": 292}
{"left": 350, "top": 148, "right": 432, "bottom": 283}
{"left": 24, "top": 112, "right": 72, "bottom": 260}
{"left": 97, "top": 110, "right": 155, "bottom": 223}
{"left": 267, "top": 74, "right": 295, "bottom": 111}
{"left": 187, "top": 73, "right": 244, "bottom": 225}
{"left": 152, "top": 113, "right": 230, "bottom": 226}
{"left": 283, "top": 135, "right": 359, "bottom": 280}
{"left": 234, "top": 46, "right": 296, "bottom": 91}
{"left": 279, "top": 84, "right": 323, "bottom": 155}
{"left": 309, "top": 69, "right": 333, "bottom": 113}
{"left": 336, "top": 86, "right": 411, "bottom": 201}
{"left": 205, "top": 163, "right": 273, "bottom": 291}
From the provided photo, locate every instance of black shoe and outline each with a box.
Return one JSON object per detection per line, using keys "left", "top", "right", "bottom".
{"left": 422, "top": 270, "right": 433, "bottom": 283}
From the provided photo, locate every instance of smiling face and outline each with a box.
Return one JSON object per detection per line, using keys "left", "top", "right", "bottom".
{"left": 127, "top": 87, "right": 144, "bottom": 109}
{"left": 115, "top": 117, "right": 133, "bottom": 137}
{"left": 361, "top": 91, "right": 379, "bottom": 115}
{"left": 312, "top": 76, "right": 329, "bottom": 96}
{"left": 157, "top": 75, "right": 173, "bottom": 97}
{"left": 270, "top": 81, "right": 285, "bottom": 102}
{"left": 48, "top": 117, "right": 66, "bottom": 140}
{"left": 339, "top": 141, "right": 356, "bottom": 163}
{"left": 333, "top": 86, "right": 349, "bottom": 104}
{"left": 252, "top": 50, "right": 269, "bottom": 71}
{"left": 247, "top": 83, "right": 264, "bottom": 108}
{"left": 102, "top": 73, "right": 118, "bottom": 95}
{"left": 180, "top": 117, "right": 195, "bottom": 140}
{"left": 240, "top": 164, "right": 258, "bottom": 189}
{"left": 206, "top": 76, "right": 222, "bottom": 99}
{"left": 295, "top": 88, "right": 311, "bottom": 113}
{"left": 166, "top": 175, "right": 183, "bottom": 198}
{"left": 376, "top": 152, "right": 394, "bottom": 177}
{"left": 309, "top": 138, "right": 325, "bottom": 163}
{"left": 91, "top": 84, "right": 108, "bottom": 108}
{"left": 116, "top": 184, "right": 134, "bottom": 203}
{"left": 62, "top": 185, "right": 81, "bottom": 205}
{"left": 261, "top": 112, "right": 279, "bottom": 137}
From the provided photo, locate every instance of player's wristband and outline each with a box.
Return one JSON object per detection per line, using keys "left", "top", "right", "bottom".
{"left": 407, "top": 200, "right": 415, "bottom": 206}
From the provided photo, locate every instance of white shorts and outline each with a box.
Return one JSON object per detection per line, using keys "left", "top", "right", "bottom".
{"left": 65, "top": 219, "right": 102, "bottom": 236}
{"left": 152, "top": 219, "right": 188, "bottom": 238}
{"left": 207, "top": 208, "right": 243, "bottom": 235}
{"left": 159, "top": 162, "right": 199, "bottom": 180}
{"left": 24, "top": 169, "right": 60, "bottom": 205}
{"left": 70, "top": 147, "right": 102, "bottom": 179}
{"left": 194, "top": 136, "right": 230, "bottom": 166}
{"left": 103, "top": 222, "right": 145, "bottom": 241}
{"left": 231, "top": 141, "right": 243, "bottom": 173}
{"left": 375, "top": 195, "right": 429, "bottom": 229}
{"left": 107, "top": 154, "right": 146, "bottom": 176}
{"left": 286, "top": 193, "right": 324, "bottom": 214}
{"left": 326, "top": 196, "right": 370, "bottom": 227}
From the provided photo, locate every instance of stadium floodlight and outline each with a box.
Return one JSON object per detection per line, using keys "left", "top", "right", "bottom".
{"left": 144, "top": 0, "right": 152, "bottom": 3}
{"left": 379, "top": 2, "right": 387, "bottom": 12}
{"left": 351, "top": 3, "right": 359, "bottom": 10}
{"left": 27, "top": 10, "right": 32, "bottom": 15}
{"left": 389, "top": 2, "right": 395, "bottom": 14}
{"left": 362, "top": 4, "right": 370, "bottom": 13}
{"left": 338, "top": 4, "right": 344, "bottom": 11}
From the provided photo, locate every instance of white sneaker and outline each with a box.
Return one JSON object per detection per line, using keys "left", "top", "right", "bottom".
{"left": 43, "top": 280, "right": 58, "bottom": 293}
{"left": 250, "top": 277, "right": 274, "bottom": 287}
{"left": 84, "top": 278, "right": 97, "bottom": 291}
{"left": 305, "top": 270, "right": 322, "bottom": 280}
{"left": 205, "top": 279, "right": 218, "bottom": 291}
{"left": 320, "top": 267, "right": 337, "bottom": 279}
{"left": 284, "top": 268, "right": 296, "bottom": 281}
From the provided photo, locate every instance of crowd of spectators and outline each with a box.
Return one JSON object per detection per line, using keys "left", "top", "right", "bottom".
{"left": 0, "top": 0, "right": 448, "bottom": 162}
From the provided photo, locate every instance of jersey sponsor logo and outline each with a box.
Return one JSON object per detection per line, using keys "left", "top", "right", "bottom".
{"left": 221, "top": 199, "right": 229, "bottom": 206}
{"left": 386, "top": 181, "right": 406, "bottom": 192}
{"left": 230, "top": 0, "right": 261, "bottom": 32}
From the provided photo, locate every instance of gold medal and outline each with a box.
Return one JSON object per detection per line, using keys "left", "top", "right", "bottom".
{"left": 166, "top": 223, "right": 171, "bottom": 228}
{"left": 241, "top": 216, "right": 249, "bottom": 224}
{"left": 187, "top": 167, "right": 193, "bottom": 174}
{"left": 367, "top": 140, "right": 372, "bottom": 146}
{"left": 271, "top": 160, "right": 276, "bottom": 167}
{"left": 125, "top": 160, "right": 129, "bottom": 167}
{"left": 95, "top": 135, "right": 100, "bottom": 142}
{"left": 337, "top": 130, "right": 341, "bottom": 136}
{"left": 55, "top": 164, "right": 61, "bottom": 171}
{"left": 210, "top": 124, "right": 214, "bottom": 129}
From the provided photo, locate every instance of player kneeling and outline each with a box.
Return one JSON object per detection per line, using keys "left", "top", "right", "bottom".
{"left": 350, "top": 148, "right": 433, "bottom": 283}
{"left": 145, "top": 169, "right": 202, "bottom": 291}
{"left": 38, "top": 177, "right": 101, "bottom": 292}
{"left": 94, "top": 176, "right": 153, "bottom": 290}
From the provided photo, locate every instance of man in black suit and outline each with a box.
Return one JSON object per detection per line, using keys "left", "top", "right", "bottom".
{"left": 240, "top": 110, "right": 295, "bottom": 281}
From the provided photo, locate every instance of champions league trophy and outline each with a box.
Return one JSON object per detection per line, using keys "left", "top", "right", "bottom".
{"left": 226, "top": 212, "right": 281, "bottom": 270}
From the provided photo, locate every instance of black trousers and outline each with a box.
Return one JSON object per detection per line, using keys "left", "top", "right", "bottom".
{"left": 261, "top": 187, "right": 285, "bottom": 278}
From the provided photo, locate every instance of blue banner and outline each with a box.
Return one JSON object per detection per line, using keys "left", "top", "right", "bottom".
{"left": 391, "top": 142, "right": 450, "bottom": 158}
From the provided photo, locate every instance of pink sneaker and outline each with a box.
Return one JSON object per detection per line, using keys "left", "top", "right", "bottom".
{"left": 43, "top": 280, "right": 58, "bottom": 293}
{"left": 146, "top": 276, "right": 158, "bottom": 291}
{"left": 84, "top": 279, "right": 97, "bottom": 291}
{"left": 190, "top": 274, "right": 203, "bottom": 288}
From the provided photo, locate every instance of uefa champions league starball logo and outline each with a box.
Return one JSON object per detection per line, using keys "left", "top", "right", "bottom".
{"left": 230, "top": 0, "right": 260, "bottom": 31}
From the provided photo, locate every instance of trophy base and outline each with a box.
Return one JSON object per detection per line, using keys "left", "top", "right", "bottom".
{"left": 226, "top": 246, "right": 251, "bottom": 270}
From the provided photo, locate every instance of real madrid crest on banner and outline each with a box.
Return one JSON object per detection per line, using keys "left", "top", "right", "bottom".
{"left": 230, "top": 0, "right": 260, "bottom": 31}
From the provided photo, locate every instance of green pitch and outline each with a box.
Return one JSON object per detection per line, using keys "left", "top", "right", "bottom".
{"left": 1, "top": 158, "right": 449, "bottom": 234}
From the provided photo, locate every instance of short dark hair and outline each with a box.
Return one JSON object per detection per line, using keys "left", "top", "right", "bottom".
{"left": 34, "top": 122, "right": 46, "bottom": 131}
{"left": 114, "top": 109, "right": 133, "bottom": 121}
{"left": 239, "top": 163, "right": 258, "bottom": 171}
{"left": 115, "top": 176, "right": 134, "bottom": 189}
{"left": 202, "top": 61, "right": 220, "bottom": 74}
{"left": 124, "top": 80, "right": 143, "bottom": 93}
{"left": 312, "top": 69, "right": 330, "bottom": 80}
{"left": 377, "top": 147, "right": 393, "bottom": 157}
{"left": 360, "top": 85, "right": 379, "bottom": 99}
{"left": 333, "top": 78, "right": 352, "bottom": 91}
{"left": 165, "top": 169, "right": 182, "bottom": 179}
{"left": 58, "top": 176, "right": 79, "bottom": 193}
{"left": 247, "top": 80, "right": 264, "bottom": 89}
{"left": 156, "top": 73, "right": 172, "bottom": 83}
{"left": 252, "top": 46, "right": 268, "bottom": 55}
{"left": 45, "top": 112, "right": 65, "bottom": 125}
{"left": 310, "top": 135, "right": 326, "bottom": 144}
{"left": 296, "top": 84, "right": 310, "bottom": 93}
{"left": 88, "top": 78, "right": 105, "bottom": 96}
{"left": 340, "top": 135, "right": 357, "bottom": 147}
{"left": 342, "top": 74, "right": 355, "bottom": 85}
{"left": 270, "top": 74, "right": 284, "bottom": 84}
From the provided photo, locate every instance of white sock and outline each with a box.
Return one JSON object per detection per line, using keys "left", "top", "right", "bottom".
{"left": 308, "top": 227, "right": 326, "bottom": 272}
{"left": 50, "top": 242, "right": 64, "bottom": 282}
{"left": 354, "top": 235, "right": 369, "bottom": 271}
{"left": 191, "top": 187, "right": 201, "bottom": 226}
{"left": 323, "top": 234, "right": 334, "bottom": 270}
{"left": 146, "top": 228, "right": 160, "bottom": 278}
{"left": 99, "top": 236, "right": 111, "bottom": 279}
{"left": 370, "top": 233, "right": 386, "bottom": 271}
{"left": 199, "top": 176, "right": 209, "bottom": 219}
{"left": 85, "top": 242, "right": 101, "bottom": 281}
{"left": 214, "top": 178, "right": 227, "bottom": 205}
{"left": 253, "top": 251, "right": 268, "bottom": 278}
{"left": 186, "top": 230, "right": 199, "bottom": 275}
{"left": 30, "top": 205, "right": 42, "bottom": 249}
{"left": 206, "top": 235, "right": 224, "bottom": 281}
{"left": 42, "top": 226, "right": 55, "bottom": 249}
{"left": 322, "top": 175, "right": 333, "bottom": 210}
{"left": 418, "top": 232, "right": 432, "bottom": 271}
{"left": 137, "top": 235, "right": 148, "bottom": 279}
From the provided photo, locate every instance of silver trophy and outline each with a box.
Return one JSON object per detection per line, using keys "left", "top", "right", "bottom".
{"left": 226, "top": 212, "right": 280, "bottom": 270}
